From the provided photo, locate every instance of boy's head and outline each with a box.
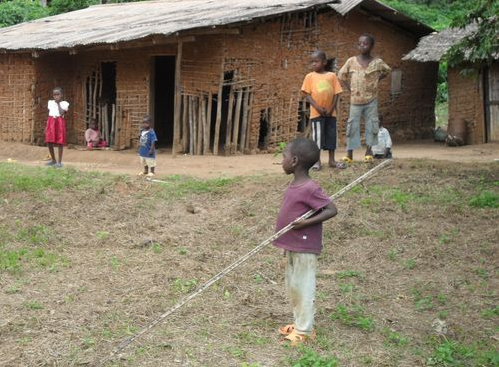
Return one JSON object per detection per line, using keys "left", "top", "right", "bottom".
{"left": 89, "top": 119, "right": 97, "bottom": 130}
{"left": 142, "top": 116, "right": 152, "bottom": 130}
{"left": 53, "top": 87, "right": 63, "bottom": 102}
{"left": 310, "top": 50, "right": 327, "bottom": 73}
{"left": 358, "top": 34, "right": 375, "bottom": 55}
{"left": 282, "top": 138, "right": 320, "bottom": 174}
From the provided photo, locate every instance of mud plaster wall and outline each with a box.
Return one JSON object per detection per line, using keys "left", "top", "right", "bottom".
{"left": 448, "top": 66, "right": 485, "bottom": 144}
{"left": 0, "top": 54, "right": 35, "bottom": 143}
{"left": 1, "top": 8, "right": 437, "bottom": 151}
{"left": 182, "top": 9, "right": 437, "bottom": 152}
{"left": 31, "top": 46, "right": 176, "bottom": 147}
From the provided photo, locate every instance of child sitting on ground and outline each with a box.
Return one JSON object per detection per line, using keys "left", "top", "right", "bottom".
{"left": 84, "top": 119, "right": 107, "bottom": 150}
{"left": 371, "top": 118, "right": 392, "bottom": 159}
{"left": 274, "top": 138, "right": 337, "bottom": 346}
{"left": 138, "top": 116, "right": 157, "bottom": 177}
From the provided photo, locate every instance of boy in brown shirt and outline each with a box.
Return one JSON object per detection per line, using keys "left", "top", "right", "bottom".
{"left": 338, "top": 34, "right": 390, "bottom": 163}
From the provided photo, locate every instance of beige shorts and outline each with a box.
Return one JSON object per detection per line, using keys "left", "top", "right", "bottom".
{"left": 139, "top": 156, "right": 156, "bottom": 168}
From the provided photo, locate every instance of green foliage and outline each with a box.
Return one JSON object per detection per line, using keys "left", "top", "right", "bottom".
{"left": 447, "top": 0, "right": 499, "bottom": 68}
{"left": 468, "top": 191, "right": 499, "bottom": 208}
{"left": 48, "top": 0, "right": 97, "bottom": 15}
{"left": 290, "top": 347, "right": 339, "bottom": 367}
{"left": 0, "top": 0, "right": 48, "bottom": 27}
{"left": 427, "top": 339, "right": 499, "bottom": 366}
{"left": 336, "top": 270, "right": 362, "bottom": 279}
{"left": 173, "top": 278, "right": 197, "bottom": 293}
{"left": 330, "top": 303, "right": 375, "bottom": 331}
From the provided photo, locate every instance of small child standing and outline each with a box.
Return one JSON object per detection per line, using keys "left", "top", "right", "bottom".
{"left": 84, "top": 119, "right": 107, "bottom": 150}
{"left": 274, "top": 138, "right": 337, "bottom": 346}
{"left": 138, "top": 116, "right": 157, "bottom": 176}
{"left": 301, "top": 50, "right": 344, "bottom": 170}
{"left": 45, "top": 87, "right": 69, "bottom": 168}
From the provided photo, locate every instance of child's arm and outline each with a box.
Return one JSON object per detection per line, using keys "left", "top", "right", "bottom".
{"left": 292, "top": 202, "right": 337, "bottom": 230}
{"left": 326, "top": 93, "right": 340, "bottom": 116}
{"left": 304, "top": 93, "right": 327, "bottom": 116}
{"left": 149, "top": 141, "right": 156, "bottom": 156}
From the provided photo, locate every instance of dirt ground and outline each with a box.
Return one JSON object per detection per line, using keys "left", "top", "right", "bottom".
{"left": 0, "top": 153, "right": 498, "bottom": 366}
{"left": 0, "top": 140, "right": 498, "bottom": 178}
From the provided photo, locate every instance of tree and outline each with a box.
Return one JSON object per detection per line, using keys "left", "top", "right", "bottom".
{"left": 0, "top": 0, "right": 49, "bottom": 27}
{"left": 446, "top": 0, "right": 499, "bottom": 68}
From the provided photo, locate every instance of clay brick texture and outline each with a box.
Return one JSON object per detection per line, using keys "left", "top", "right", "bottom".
{"left": 447, "top": 66, "right": 485, "bottom": 144}
{"left": 0, "top": 7, "right": 437, "bottom": 154}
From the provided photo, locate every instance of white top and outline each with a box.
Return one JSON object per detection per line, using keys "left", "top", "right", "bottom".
{"left": 372, "top": 127, "right": 392, "bottom": 155}
{"left": 48, "top": 100, "right": 69, "bottom": 117}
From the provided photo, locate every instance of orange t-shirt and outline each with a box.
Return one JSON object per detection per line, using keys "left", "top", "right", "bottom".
{"left": 301, "top": 71, "right": 343, "bottom": 119}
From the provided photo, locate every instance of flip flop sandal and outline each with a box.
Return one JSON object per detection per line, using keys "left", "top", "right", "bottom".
{"left": 281, "top": 330, "right": 316, "bottom": 347}
{"left": 278, "top": 324, "right": 295, "bottom": 336}
{"left": 335, "top": 162, "right": 347, "bottom": 169}
{"left": 364, "top": 155, "right": 374, "bottom": 163}
{"left": 311, "top": 164, "right": 321, "bottom": 171}
{"left": 342, "top": 156, "right": 353, "bottom": 163}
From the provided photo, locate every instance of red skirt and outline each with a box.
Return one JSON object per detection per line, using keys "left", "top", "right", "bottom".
{"left": 45, "top": 116, "right": 66, "bottom": 145}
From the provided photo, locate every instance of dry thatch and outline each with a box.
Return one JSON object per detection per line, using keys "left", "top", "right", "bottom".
{"left": 403, "top": 23, "right": 478, "bottom": 62}
{"left": 0, "top": 0, "right": 432, "bottom": 52}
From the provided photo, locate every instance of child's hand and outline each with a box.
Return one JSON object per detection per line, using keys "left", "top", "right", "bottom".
{"left": 148, "top": 150, "right": 154, "bottom": 156}
{"left": 317, "top": 107, "right": 328, "bottom": 116}
{"left": 292, "top": 219, "right": 308, "bottom": 230}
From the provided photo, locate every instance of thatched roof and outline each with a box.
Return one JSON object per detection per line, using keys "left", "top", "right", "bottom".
{"left": 403, "top": 23, "right": 478, "bottom": 62}
{"left": 0, "top": 0, "right": 432, "bottom": 52}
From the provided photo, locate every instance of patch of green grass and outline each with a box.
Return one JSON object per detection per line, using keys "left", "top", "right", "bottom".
{"left": 16, "top": 225, "right": 51, "bottom": 245}
{"left": 173, "top": 278, "right": 197, "bottom": 293}
{"left": 109, "top": 256, "right": 120, "bottom": 270}
{"left": 387, "top": 248, "right": 399, "bottom": 261}
{"left": 240, "top": 363, "right": 261, "bottom": 367}
{"left": 177, "top": 247, "right": 188, "bottom": 255}
{"left": 151, "top": 242, "right": 162, "bottom": 253}
{"left": 338, "top": 283, "right": 355, "bottom": 293}
{"left": 290, "top": 347, "right": 339, "bottom": 367}
{"left": 1, "top": 246, "right": 66, "bottom": 274}
{"left": 24, "top": 300, "right": 43, "bottom": 310}
{"left": 412, "top": 286, "right": 436, "bottom": 311}
{"left": 154, "top": 175, "right": 239, "bottom": 199}
{"left": 427, "top": 339, "right": 499, "bottom": 367}
{"left": 330, "top": 303, "right": 375, "bottom": 331}
{"left": 405, "top": 258, "right": 416, "bottom": 270}
{"left": 336, "top": 270, "right": 363, "bottom": 279}
{"left": 389, "top": 189, "right": 416, "bottom": 209}
{"left": 481, "top": 306, "right": 499, "bottom": 319}
{"left": 227, "top": 346, "right": 246, "bottom": 358}
{"left": 0, "top": 163, "right": 114, "bottom": 194}
{"left": 476, "top": 268, "right": 489, "bottom": 280}
{"left": 237, "top": 331, "right": 270, "bottom": 346}
{"left": 95, "top": 231, "right": 109, "bottom": 241}
{"left": 253, "top": 274, "right": 263, "bottom": 284}
{"left": 468, "top": 191, "right": 499, "bottom": 208}
{"left": 382, "top": 328, "right": 409, "bottom": 347}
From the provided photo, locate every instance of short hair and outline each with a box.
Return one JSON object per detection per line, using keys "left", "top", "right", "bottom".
{"left": 288, "top": 138, "right": 320, "bottom": 170}
{"left": 311, "top": 50, "right": 327, "bottom": 61}
{"left": 360, "top": 33, "right": 375, "bottom": 46}
{"left": 53, "top": 87, "right": 63, "bottom": 94}
{"left": 142, "top": 115, "right": 152, "bottom": 123}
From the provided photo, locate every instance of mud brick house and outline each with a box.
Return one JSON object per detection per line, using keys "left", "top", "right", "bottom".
{"left": 404, "top": 24, "right": 499, "bottom": 144}
{"left": 0, "top": 0, "right": 436, "bottom": 155}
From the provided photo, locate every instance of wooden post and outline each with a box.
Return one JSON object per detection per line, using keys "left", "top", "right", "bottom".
{"left": 245, "top": 90, "right": 254, "bottom": 150}
{"left": 189, "top": 96, "right": 194, "bottom": 154}
{"left": 197, "top": 95, "right": 203, "bottom": 155}
{"left": 213, "top": 67, "right": 224, "bottom": 155}
{"left": 182, "top": 94, "right": 189, "bottom": 152}
{"left": 193, "top": 96, "right": 198, "bottom": 155}
{"left": 232, "top": 88, "right": 244, "bottom": 154}
{"left": 111, "top": 103, "right": 116, "bottom": 147}
{"left": 240, "top": 88, "right": 250, "bottom": 153}
{"left": 225, "top": 87, "right": 234, "bottom": 154}
{"left": 172, "top": 40, "right": 183, "bottom": 157}
{"left": 205, "top": 93, "right": 212, "bottom": 154}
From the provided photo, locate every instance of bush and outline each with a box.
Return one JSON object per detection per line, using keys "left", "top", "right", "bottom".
{"left": 0, "top": 0, "right": 49, "bottom": 27}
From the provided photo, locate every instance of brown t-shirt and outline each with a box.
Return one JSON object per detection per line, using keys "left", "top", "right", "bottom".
{"left": 338, "top": 56, "right": 391, "bottom": 105}
{"left": 301, "top": 71, "right": 343, "bottom": 119}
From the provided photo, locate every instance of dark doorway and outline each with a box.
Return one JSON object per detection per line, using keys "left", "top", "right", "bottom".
{"left": 152, "top": 56, "right": 175, "bottom": 147}
{"left": 100, "top": 62, "right": 116, "bottom": 146}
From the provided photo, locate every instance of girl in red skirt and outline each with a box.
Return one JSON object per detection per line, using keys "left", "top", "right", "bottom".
{"left": 45, "top": 87, "right": 69, "bottom": 168}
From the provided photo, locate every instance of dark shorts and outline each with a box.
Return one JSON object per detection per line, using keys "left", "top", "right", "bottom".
{"left": 311, "top": 116, "right": 337, "bottom": 151}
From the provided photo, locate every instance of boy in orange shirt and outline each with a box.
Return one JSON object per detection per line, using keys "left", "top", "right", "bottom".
{"left": 301, "top": 50, "right": 344, "bottom": 170}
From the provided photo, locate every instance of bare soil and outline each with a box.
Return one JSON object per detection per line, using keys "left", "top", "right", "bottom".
{"left": 0, "top": 154, "right": 497, "bottom": 367}
{"left": 0, "top": 140, "right": 498, "bottom": 178}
